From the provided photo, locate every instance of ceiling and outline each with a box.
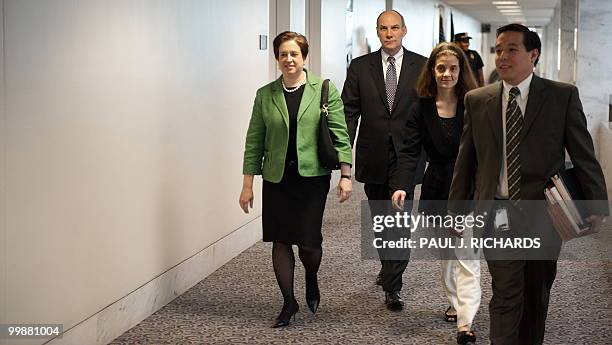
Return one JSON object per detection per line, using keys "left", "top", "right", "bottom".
{"left": 443, "top": 0, "right": 560, "bottom": 27}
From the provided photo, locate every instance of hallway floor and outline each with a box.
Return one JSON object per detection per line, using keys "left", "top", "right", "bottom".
{"left": 111, "top": 183, "right": 612, "bottom": 344}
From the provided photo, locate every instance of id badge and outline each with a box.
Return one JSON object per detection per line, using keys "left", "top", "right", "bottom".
{"left": 494, "top": 207, "right": 510, "bottom": 232}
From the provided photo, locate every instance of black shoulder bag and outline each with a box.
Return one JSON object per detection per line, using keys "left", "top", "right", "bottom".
{"left": 318, "top": 79, "right": 340, "bottom": 170}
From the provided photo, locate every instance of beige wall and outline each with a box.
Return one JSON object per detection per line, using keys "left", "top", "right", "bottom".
{"left": 1, "top": 0, "right": 7, "bottom": 333}
{"left": 1, "top": 0, "right": 268, "bottom": 338}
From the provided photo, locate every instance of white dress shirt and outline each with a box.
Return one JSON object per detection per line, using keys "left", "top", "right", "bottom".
{"left": 381, "top": 48, "right": 404, "bottom": 85}
{"left": 496, "top": 73, "right": 533, "bottom": 199}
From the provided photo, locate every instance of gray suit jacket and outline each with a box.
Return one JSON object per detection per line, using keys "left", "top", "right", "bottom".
{"left": 448, "top": 74, "right": 608, "bottom": 217}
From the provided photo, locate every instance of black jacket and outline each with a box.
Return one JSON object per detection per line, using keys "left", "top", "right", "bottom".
{"left": 342, "top": 48, "right": 427, "bottom": 185}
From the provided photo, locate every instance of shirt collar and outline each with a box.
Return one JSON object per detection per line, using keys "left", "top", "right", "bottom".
{"left": 502, "top": 73, "right": 532, "bottom": 100}
{"left": 381, "top": 48, "right": 404, "bottom": 63}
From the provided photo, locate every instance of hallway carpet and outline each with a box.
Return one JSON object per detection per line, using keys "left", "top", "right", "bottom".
{"left": 111, "top": 183, "right": 611, "bottom": 344}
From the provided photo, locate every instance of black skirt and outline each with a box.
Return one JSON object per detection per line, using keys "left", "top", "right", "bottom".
{"left": 262, "top": 163, "right": 331, "bottom": 247}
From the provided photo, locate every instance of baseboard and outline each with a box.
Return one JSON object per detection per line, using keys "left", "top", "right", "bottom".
{"left": 45, "top": 218, "right": 262, "bottom": 345}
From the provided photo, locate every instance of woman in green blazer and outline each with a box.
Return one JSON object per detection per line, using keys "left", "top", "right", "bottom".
{"left": 239, "top": 31, "right": 353, "bottom": 328}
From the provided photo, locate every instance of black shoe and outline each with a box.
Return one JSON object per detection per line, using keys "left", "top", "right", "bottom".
{"left": 305, "top": 274, "right": 320, "bottom": 314}
{"left": 457, "top": 330, "right": 476, "bottom": 344}
{"left": 375, "top": 271, "right": 384, "bottom": 286}
{"left": 272, "top": 300, "right": 299, "bottom": 328}
{"left": 384, "top": 291, "right": 404, "bottom": 311}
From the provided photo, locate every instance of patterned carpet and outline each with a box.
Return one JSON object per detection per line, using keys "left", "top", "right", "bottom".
{"left": 111, "top": 183, "right": 612, "bottom": 344}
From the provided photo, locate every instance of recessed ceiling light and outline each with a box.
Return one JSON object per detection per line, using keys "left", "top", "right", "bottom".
{"left": 500, "top": 9, "right": 522, "bottom": 13}
{"left": 496, "top": 5, "right": 520, "bottom": 9}
{"left": 492, "top": 1, "right": 518, "bottom": 4}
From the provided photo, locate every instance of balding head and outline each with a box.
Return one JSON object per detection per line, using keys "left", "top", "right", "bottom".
{"left": 376, "top": 10, "right": 405, "bottom": 28}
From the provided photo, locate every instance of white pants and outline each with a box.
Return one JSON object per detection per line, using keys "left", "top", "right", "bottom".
{"left": 440, "top": 226, "right": 481, "bottom": 330}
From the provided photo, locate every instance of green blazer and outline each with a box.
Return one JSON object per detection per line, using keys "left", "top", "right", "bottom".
{"left": 243, "top": 72, "right": 353, "bottom": 183}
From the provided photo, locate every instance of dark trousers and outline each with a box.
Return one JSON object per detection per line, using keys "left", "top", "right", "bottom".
{"left": 486, "top": 259, "right": 557, "bottom": 345}
{"left": 365, "top": 182, "right": 410, "bottom": 293}
{"left": 485, "top": 202, "right": 560, "bottom": 345}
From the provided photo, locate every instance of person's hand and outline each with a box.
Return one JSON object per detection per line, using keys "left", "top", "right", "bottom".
{"left": 337, "top": 177, "right": 352, "bottom": 203}
{"left": 391, "top": 190, "right": 406, "bottom": 210}
{"left": 239, "top": 187, "right": 254, "bottom": 213}
{"left": 581, "top": 214, "right": 607, "bottom": 235}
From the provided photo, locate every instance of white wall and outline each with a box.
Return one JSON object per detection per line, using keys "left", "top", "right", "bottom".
{"left": 351, "top": 0, "right": 386, "bottom": 59}
{"left": 393, "top": 1, "right": 482, "bottom": 60}
{"left": 321, "top": 0, "right": 347, "bottom": 89}
{"left": 576, "top": 0, "right": 612, "bottom": 132}
{"left": 543, "top": 3, "right": 561, "bottom": 81}
{"left": 290, "top": 0, "right": 306, "bottom": 34}
{"left": 1, "top": 0, "right": 268, "bottom": 340}
{"left": 393, "top": 0, "right": 436, "bottom": 57}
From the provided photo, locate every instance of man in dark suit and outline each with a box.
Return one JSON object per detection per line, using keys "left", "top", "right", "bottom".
{"left": 341, "top": 10, "right": 426, "bottom": 311}
{"left": 448, "top": 24, "right": 608, "bottom": 344}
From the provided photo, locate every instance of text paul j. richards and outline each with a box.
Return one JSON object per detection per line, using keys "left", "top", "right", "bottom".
{"left": 372, "top": 236, "right": 542, "bottom": 249}
{"left": 369, "top": 212, "right": 541, "bottom": 249}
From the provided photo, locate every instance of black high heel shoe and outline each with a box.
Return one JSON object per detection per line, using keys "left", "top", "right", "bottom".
{"left": 305, "top": 275, "right": 320, "bottom": 314}
{"left": 272, "top": 300, "right": 299, "bottom": 328}
{"left": 457, "top": 330, "right": 476, "bottom": 344}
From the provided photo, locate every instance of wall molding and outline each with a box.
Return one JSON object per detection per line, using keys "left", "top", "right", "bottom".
{"left": 46, "top": 219, "right": 262, "bottom": 345}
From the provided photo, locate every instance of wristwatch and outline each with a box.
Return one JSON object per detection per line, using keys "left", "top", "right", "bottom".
{"left": 340, "top": 174, "right": 352, "bottom": 180}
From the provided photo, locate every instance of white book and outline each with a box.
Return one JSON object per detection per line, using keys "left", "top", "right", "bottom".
{"left": 549, "top": 186, "right": 584, "bottom": 235}
{"left": 551, "top": 175, "right": 584, "bottom": 226}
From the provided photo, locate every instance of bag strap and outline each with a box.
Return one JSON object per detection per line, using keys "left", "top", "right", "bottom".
{"left": 320, "top": 79, "right": 330, "bottom": 116}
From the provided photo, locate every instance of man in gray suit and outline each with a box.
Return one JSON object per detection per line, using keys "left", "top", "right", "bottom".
{"left": 448, "top": 24, "right": 608, "bottom": 344}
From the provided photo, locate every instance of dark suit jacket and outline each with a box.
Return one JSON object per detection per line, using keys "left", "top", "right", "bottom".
{"left": 448, "top": 74, "right": 608, "bottom": 218}
{"left": 342, "top": 48, "right": 427, "bottom": 185}
{"left": 391, "top": 98, "right": 464, "bottom": 192}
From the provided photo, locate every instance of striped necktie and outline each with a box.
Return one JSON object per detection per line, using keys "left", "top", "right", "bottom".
{"left": 385, "top": 56, "right": 397, "bottom": 112}
{"left": 506, "top": 87, "right": 522, "bottom": 204}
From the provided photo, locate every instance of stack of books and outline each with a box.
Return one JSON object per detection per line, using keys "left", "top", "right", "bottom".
{"left": 544, "top": 168, "right": 590, "bottom": 241}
